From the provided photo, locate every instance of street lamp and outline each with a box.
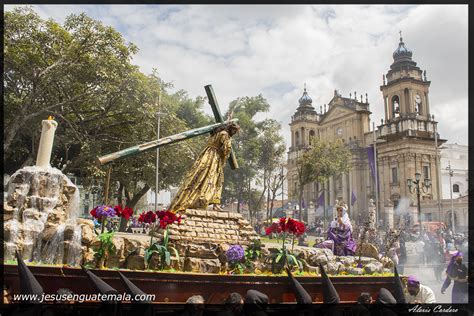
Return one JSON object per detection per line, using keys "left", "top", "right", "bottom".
{"left": 407, "top": 172, "right": 431, "bottom": 231}
{"left": 446, "top": 161, "right": 455, "bottom": 234}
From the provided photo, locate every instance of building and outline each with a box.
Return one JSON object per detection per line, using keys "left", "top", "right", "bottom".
{"left": 287, "top": 34, "right": 447, "bottom": 228}
{"left": 440, "top": 143, "right": 468, "bottom": 199}
{"left": 439, "top": 143, "right": 468, "bottom": 232}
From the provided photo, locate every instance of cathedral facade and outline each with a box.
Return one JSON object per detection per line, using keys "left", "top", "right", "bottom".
{"left": 286, "top": 35, "right": 445, "bottom": 227}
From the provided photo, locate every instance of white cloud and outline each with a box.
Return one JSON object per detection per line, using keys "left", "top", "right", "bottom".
{"left": 5, "top": 4, "right": 468, "bottom": 148}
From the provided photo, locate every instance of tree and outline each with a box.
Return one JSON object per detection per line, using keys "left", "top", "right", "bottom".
{"left": 4, "top": 8, "right": 213, "bottom": 232}
{"left": 4, "top": 7, "right": 139, "bottom": 170}
{"left": 294, "top": 138, "right": 351, "bottom": 221}
{"left": 221, "top": 95, "right": 270, "bottom": 214}
{"left": 255, "top": 120, "right": 286, "bottom": 224}
{"left": 266, "top": 162, "right": 286, "bottom": 224}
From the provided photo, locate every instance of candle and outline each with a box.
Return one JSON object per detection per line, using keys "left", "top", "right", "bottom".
{"left": 36, "top": 116, "right": 58, "bottom": 168}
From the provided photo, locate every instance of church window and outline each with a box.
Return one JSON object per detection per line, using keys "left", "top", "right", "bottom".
{"left": 423, "top": 165, "right": 430, "bottom": 179}
{"left": 295, "top": 131, "right": 300, "bottom": 146}
{"left": 453, "top": 184, "right": 460, "bottom": 193}
{"left": 391, "top": 167, "right": 398, "bottom": 183}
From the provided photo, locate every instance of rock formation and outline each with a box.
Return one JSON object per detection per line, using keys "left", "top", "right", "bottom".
{"left": 3, "top": 166, "right": 97, "bottom": 265}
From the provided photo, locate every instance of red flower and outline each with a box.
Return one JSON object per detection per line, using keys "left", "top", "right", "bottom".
{"left": 122, "top": 207, "right": 134, "bottom": 220}
{"left": 114, "top": 205, "right": 134, "bottom": 220}
{"left": 155, "top": 210, "right": 181, "bottom": 229}
{"left": 279, "top": 217, "right": 287, "bottom": 232}
{"left": 114, "top": 205, "right": 123, "bottom": 216}
{"left": 265, "top": 222, "right": 281, "bottom": 235}
{"left": 90, "top": 207, "right": 98, "bottom": 219}
{"left": 138, "top": 211, "right": 157, "bottom": 224}
{"left": 267, "top": 217, "right": 306, "bottom": 236}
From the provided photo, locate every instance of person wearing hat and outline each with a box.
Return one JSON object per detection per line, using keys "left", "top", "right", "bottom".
{"left": 441, "top": 251, "right": 468, "bottom": 303}
{"left": 118, "top": 271, "right": 153, "bottom": 316}
{"left": 243, "top": 289, "right": 269, "bottom": 316}
{"left": 404, "top": 275, "right": 435, "bottom": 303}
{"left": 285, "top": 266, "right": 313, "bottom": 304}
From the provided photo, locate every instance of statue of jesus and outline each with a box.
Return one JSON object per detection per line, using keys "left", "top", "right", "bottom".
{"left": 169, "top": 121, "right": 240, "bottom": 213}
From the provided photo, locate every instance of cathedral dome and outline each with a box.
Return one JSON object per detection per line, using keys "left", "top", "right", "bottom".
{"left": 298, "top": 86, "right": 313, "bottom": 106}
{"left": 392, "top": 34, "right": 413, "bottom": 61}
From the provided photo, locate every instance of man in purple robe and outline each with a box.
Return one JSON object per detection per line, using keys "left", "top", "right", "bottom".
{"left": 315, "top": 201, "right": 357, "bottom": 256}
{"left": 441, "top": 251, "right": 468, "bottom": 303}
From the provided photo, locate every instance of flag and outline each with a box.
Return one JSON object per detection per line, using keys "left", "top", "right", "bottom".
{"left": 367, "top": 145, "right": 376, "bottom": 179}
{"left": 351, "top": 191, "right": 357, "bottom": 206}
{"left": 367, "top": 145, "right": 380, "bottom": 192}
{"left": 317, "top": 192, "right": 325, "bottom": 207}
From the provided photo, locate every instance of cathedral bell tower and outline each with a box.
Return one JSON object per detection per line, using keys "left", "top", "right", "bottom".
{"left": 287, "top": 85, "right": 320, "bottom": 218}
{"left": 381, "top": 32, "right": 431, "bottom": 122}
{"left": 376, "top": 33, "right": 446, "bottom": 227}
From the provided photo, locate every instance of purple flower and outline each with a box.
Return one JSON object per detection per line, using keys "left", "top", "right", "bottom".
{"left": 95, "top": 205, "right": 116, "bottom": 218}
{"left": 226, "top": 245, "right": 245, "bottom": 263}
{"left": 357, "top": 262, "right": 363, "bottom": 268}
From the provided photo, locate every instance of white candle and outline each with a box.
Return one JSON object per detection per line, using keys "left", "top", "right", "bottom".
{"left": 36, "top": 117, "right": 58, "bottom": 168}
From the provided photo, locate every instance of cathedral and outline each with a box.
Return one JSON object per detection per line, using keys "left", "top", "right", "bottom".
{"left": 286, "top": 35, "right": 445, "bottom": 227}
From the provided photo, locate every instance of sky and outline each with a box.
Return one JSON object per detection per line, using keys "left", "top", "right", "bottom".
{"left": 5, "top": 5, "right": 468, "bottom": 150}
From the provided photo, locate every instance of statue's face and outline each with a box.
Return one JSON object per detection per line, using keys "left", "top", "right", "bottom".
{"left": 228, "top": 125, "right": 240, "bottom": 136}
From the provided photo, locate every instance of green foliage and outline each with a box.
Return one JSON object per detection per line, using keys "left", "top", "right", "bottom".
{"left": 294, "top": 137, "right": 351, "bottom": 216}
{"left": 93, "top": 231, "right": 116, "bottom": 264}
{"left": 267, "top": 247, "right": 303, "bottom": 274}
{"left": 264, "top": 233, "right": 303, "bottom": 274}
{"left": 144, "top": 228, "right": 179, "bottom": 270}
{"left": 245, "top": 239, "right": 263, "bottom": 261}
{"left": 222, "top": 95, "right": 286, "bottom": 223}
{"left": 4, "top": 8, "right": 212, "bottom": 225}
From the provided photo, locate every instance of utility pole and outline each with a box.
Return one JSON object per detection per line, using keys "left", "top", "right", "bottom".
{"left": 446, "top": 161, "right": 455, "bottom": 234}
{"left": 434, "top": 119, "right": 442, "bottom": 222}
{"left": 155, "top": 92, "right": 166, "bottom": 212}
{"left": 373, "top": 122, "right": 379, "bottom": 226}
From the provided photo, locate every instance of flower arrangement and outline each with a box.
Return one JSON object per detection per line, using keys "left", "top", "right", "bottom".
{"left": 138, "top": 210, "right": 157, "bottom": 225}
{"left": 156, "top": 210, "right": 182, "bottom": 229}
{"left": 140, "top": 210, "right": 182, "bottom": 270}
{"left": 265, "top": 217, "right": 305, "bottom": 273}
{"left": 89, "top": 205, "right": 117, "bottom": 268}
{"left": 226, "top": 245, "right": 246, "bottom": 274}
{"left": 90, "top": 205, "right": 116, "bottom": 221}
{"left": 114, "top": 205, "right": 134, "bottom": 220}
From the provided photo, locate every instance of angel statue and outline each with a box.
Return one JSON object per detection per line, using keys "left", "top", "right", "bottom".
{"left": 315, "top": 200, "right": 357, "bottom": 256}
{"left": 169, "top": 120, "right": 240, "bottom": 213}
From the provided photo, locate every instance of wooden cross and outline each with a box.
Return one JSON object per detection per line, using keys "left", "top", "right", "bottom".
{"left": 204, "top": 85, "right": 239, "bottom": 170}
{"left": 97, "top": 85, "right": 240, "bottom": 168}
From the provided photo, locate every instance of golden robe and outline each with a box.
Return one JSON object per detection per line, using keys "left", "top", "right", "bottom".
{"left": 169, "top": 130, "right": 232, "bottom": 213}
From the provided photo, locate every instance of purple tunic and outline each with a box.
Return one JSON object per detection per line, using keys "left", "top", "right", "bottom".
{"left": 316, "top": 222, "right": 357, "bottom": 256}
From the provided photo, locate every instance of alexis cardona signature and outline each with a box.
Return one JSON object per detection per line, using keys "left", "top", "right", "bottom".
{"left": 408, "top": 305, "right": 459, "bottom": 313}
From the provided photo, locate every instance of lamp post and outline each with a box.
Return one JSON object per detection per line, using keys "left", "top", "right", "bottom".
{"left": 155, "top": 111, "right": 166, "bottom": 212}
{"left": 446, "top": 161, "right": 455, "bottom": 234}
{"left": 407, "top": 172, "right": 431, "bottom": 232}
